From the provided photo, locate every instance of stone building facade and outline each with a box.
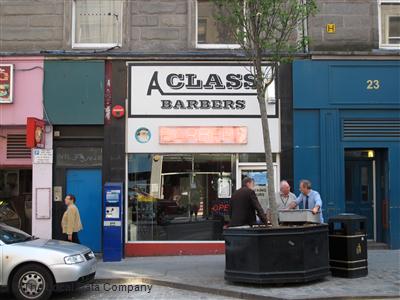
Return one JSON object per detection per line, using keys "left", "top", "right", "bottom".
{"left": 1, "top": 0, "right": 398, "bottom": 52}
{"left": 1, "top": 1, "right": 399, "bottom": 252}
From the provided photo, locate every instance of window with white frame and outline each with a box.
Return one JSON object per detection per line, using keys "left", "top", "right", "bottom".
{"left": 196, "top": 0, "right": 239, "bottom": 48}
{"left": 379, "top": 0, "right": 400, "bottom": 48}
{"left": 72, "top": 0, "right": 123, "bottom": 49}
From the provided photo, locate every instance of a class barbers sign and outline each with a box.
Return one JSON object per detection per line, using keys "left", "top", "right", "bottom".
{"left": 128, "top": 62, "right": 276, "bottom": 117}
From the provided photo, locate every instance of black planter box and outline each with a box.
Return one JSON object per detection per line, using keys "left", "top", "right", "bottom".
{"left": 224, "top": 224, "right": 330, "bottom": 284}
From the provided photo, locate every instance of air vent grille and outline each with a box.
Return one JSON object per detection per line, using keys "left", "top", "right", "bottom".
{"left": 6, "top": 134, "right": 31, "bottom": 159}
{"left": 342, "top": 119, "right": 400, "bottom": 139}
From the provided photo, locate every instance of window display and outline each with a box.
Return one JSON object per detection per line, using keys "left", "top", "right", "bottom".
{"left": 0, "top": 169, "right": 32, "bottom": 233}
{"left": 127, "top": 154, "right": 235, "bottom": 241}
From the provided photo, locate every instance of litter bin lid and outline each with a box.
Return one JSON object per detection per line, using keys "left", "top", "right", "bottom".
{"left": 329, "top": 213, "right": 366, "bottom": 222}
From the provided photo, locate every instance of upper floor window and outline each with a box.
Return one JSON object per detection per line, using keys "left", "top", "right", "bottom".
{"left": 379, "top": 0, "right": 400, "bottom": 49}
{"left": 72, "top": 0, "right": 123, "bottom": 49}
{"left": 196, "top": 0, "right": 239, "bottom": 49}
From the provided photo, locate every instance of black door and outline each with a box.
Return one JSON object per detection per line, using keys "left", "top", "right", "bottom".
{"left": 345, "top": 159, "right": 374, "bottom": 239}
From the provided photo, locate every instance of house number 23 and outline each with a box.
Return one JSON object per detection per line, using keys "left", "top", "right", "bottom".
{"left": 366, "top": 79, "right": 380, "bottom": 90}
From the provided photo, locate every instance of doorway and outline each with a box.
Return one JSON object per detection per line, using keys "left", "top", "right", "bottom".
{"left": 344, "top": 149, "right": 388, "bottom": 241}
{"left": 66, "top": 169, "right": 102, "bottom": 252}
{"left": 237, "top": 164, "right": 279, "bottom": 211}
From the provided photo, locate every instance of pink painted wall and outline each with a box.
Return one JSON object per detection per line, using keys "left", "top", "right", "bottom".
{"left": 0, "top": 56, "right": 44, "bottom": 125}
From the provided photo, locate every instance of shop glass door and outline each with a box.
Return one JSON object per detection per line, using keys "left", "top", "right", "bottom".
{"left": 238, "top": 166, "right": 268, "bottom": 210}
{"left": 237, "top": 164, "right": 279, "bottom": 211}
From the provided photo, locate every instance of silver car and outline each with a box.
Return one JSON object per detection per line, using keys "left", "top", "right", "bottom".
{"left": 0, "top": 223, "right": 96, "bottom": 300}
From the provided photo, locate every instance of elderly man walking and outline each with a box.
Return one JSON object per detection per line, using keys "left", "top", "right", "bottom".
{"left": 275, "top": 180, "right": 297, "bottom": 210}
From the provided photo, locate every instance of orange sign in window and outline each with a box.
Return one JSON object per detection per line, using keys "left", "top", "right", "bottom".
{"left": 159, "top": 126, "right": 248, "bottom": 144}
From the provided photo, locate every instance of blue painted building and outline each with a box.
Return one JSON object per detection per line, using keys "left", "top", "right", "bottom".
{"left": 293, "top": 60, "right": 400, "bottom": 249}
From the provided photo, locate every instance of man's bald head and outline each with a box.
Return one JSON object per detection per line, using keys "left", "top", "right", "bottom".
{"left": 280, "top": 180, "right": 291, "bottom": 195}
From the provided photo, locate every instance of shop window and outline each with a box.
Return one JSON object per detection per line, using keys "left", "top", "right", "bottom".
{"left": 0, "top": 170, "right": 19, "bottom": 198}
{"left": 196, "top": 0, "right": 239, "bottom": 48}
{"left": 379, "top": 1, "right": 400, "bottom": 48}
{"left": 0, "top": 169, "right": 32, "bottom": 232}
{"left": 72, "top": 0, "right": 123, "bottom": 49}
{"left": 127, "top": 154, "right": 235, "bottom": 242}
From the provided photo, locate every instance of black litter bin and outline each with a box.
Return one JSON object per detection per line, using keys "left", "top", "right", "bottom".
{"left": 328, "top": 214, "right": 368, "bottom": 278}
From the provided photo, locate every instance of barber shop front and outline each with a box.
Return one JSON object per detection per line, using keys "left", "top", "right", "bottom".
{"left": 125, "top": 62, "right": 283, "bottom": 256}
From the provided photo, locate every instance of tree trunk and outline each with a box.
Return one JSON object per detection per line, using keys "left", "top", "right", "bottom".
{"left": 253, "top": 48, "right": 279, "bottom": 226}
{"left": 258, "top": 92, "right": 279, "bottom": 227}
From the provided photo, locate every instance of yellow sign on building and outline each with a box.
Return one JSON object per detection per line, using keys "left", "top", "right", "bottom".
{"left": 326, "top": 24, "right": 336, "bottom": 33}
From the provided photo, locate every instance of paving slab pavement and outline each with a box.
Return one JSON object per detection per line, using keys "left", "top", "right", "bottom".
{"left": 1, "top": 285, "right": 235, "bottom": 300}
{"left": 95, "top": 250, "right": 400, "bottom": 300}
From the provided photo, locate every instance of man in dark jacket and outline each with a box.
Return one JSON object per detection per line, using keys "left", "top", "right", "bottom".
{"left": 229, "top": 177, "right": 268, "bottom": 227}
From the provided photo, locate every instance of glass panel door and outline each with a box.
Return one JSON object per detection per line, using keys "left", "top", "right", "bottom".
{"left": 237, "top": 164, "right": 279, "bottom": 211}
{"left": 238, "top": 167, "right": 268, "bottom": 211}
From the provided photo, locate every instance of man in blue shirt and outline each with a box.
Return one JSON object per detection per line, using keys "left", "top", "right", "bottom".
{"left": 288, "top": 180, "right": 324, "bottom": 223}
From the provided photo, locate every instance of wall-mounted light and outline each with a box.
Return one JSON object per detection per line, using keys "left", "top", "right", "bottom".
{"left": 367, "top": 150, "right": 375, "bottom": 158}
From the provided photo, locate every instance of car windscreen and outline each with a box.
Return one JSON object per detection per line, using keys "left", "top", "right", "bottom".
{"left": 0, "top": 224, "right": 33, "bottom": 244}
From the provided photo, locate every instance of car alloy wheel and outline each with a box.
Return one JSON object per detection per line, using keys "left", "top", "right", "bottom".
{"left": 18, "top": 271, "right": 46, "bottom": 299}
{"left": 12, "top": 263, "right": 53, "bottom": 300}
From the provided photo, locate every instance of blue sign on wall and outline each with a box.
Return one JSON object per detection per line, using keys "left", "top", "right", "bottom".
{"left": 293, "top": 60, "right": 400, "bottom": 109}
{"left": 328, "top": 64, "right": 400, "bottom": 104}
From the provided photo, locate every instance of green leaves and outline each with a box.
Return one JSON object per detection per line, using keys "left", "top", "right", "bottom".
{"left": 213, "top": 0, "right": 317, "bottom": 65}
